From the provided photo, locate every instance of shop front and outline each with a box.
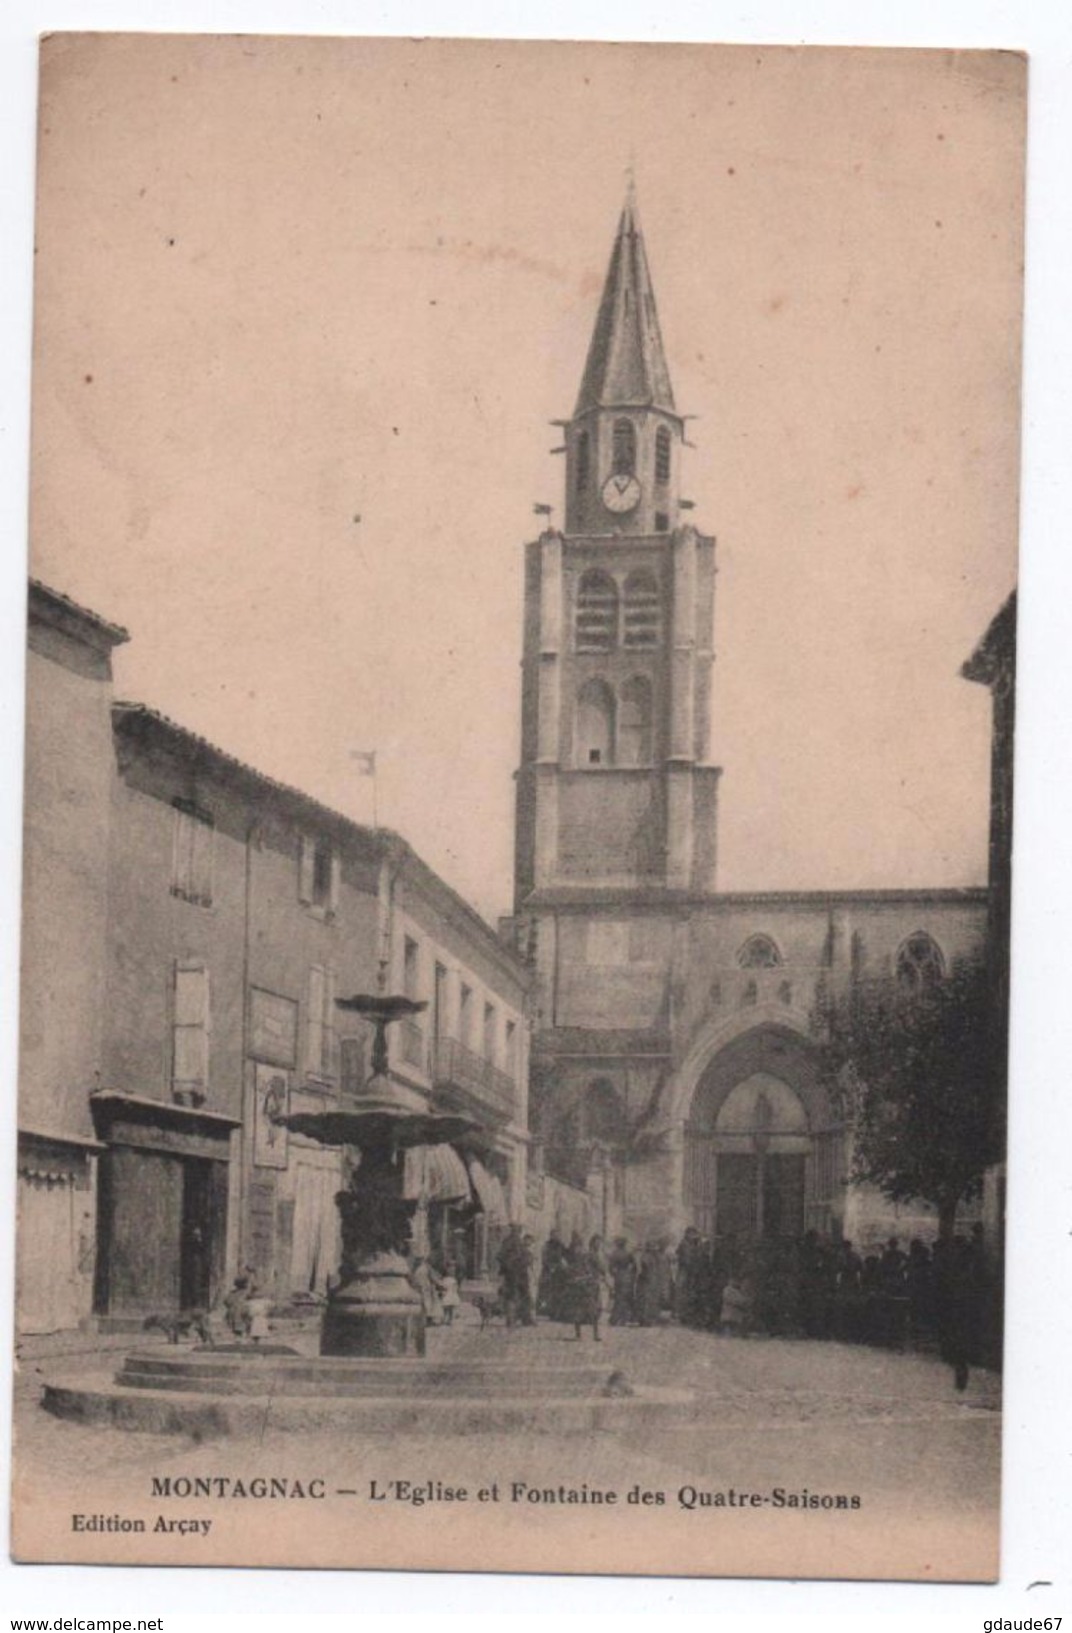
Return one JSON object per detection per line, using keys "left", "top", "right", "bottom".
{"left": 90, "top": 1091, "right": 239, "bottom": 1319}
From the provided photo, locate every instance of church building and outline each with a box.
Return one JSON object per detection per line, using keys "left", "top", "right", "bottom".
{"left": 510, "top": 186, "right": 987, "bottom": 1251}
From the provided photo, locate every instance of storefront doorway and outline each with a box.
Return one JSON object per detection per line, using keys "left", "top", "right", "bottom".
{"left": 90, "top": 1093, "right": 237, "bottom": 1319}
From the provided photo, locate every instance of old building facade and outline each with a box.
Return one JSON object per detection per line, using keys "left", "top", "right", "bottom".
{"left": 16, "top": 584, "right": 129, "bottom": 1334}
{"left": 18, "top": 595, "right": 529, "bottom": 1333}
{"left": 511, "top": 189, "right": 988, "bottom": 1250}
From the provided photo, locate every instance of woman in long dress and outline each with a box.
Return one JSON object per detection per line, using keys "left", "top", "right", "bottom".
{"left": 410, "top": 1255, "right": 444, "bottom": 1325}
{"left": 635, "top": 1238, "right": 669, "bottom": 1326}
{"left": 608, "top": 1237, "right": 637, "bottom": 1326}
{"left": 562, "top": 1234, "right": 609, "bottom": 1341}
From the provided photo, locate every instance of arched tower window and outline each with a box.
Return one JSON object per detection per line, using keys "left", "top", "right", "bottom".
{"left": 655, "top": 425, "right": 672, "bottom": 485}
{"left": 896, "top": 932, "right": 945, "bottom": 996}
{"left": 623, "top": 570, "right": 661, "bottom": 649}
{"left": 575, "top": 429, "right": 590, "bottom": 495}
{"left": 612, "top": 418, "right": 637, "bottom": 476}
{"left": 618, "top": 675, "right": 653, "bottom": 766}
{"left": 737, "top": 934, "right": 784, "bottom": 969}
{"left": 575, "top": 569, "right": 619, "bottom": 652}
{"left": 576, "top": 679, "right": 616, "bottom": 767}
{"left": 582, "top": 1079, "right": 627, "bottom": 1146}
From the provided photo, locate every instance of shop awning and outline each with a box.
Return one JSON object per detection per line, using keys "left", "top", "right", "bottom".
{"left": 466, "top": 1156, "right": 508, "bottom": 1222}
{"left": 402, "top": 1143, "right": 472, "bottom": 1203}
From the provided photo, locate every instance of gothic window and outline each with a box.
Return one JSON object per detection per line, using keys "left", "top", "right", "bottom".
{"left": 896, "top": 932, "right": 945, "bottom": 996}
{"left": 737, "top": 933, "right": 783, "bottom": 969}
{"left": 576, "top": 569, "right": 619, "bottom": 652}
{"left": 618, "top": 675, "right": 653, "bottom": 766}
{"left": 582, "top": 1079, "right": 627, "bottom": 1147}
{"left": 741, "top": 979, "right": 758, "bottom": 1007}
{"left": 655, "top": 425, "right": 672, "bottom": 484}
{"left": 623, "top": 570, "right": 661, "bottom": 648}
{"left": 612, "top": 418, "right": 637, "bottom": 476}
{"left": 576, "top": 678, "right": 616, "bottom": 767}
{"left": 575, "top": 430, "right": 590, "bottom": 494}
{"left": 778, "top": 980, "right": 793, "bottom": 1007}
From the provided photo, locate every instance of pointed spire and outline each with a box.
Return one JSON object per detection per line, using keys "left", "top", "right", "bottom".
{"left": 574, "top": 182, "right": 676, "bottom": 418}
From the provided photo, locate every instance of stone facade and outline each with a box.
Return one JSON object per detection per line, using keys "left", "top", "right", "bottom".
{"left": 19, "top": 592, "right": 530, "bottom": 1332}
{"left": 16, "top": 584, "right": 128, "bottom": 1334}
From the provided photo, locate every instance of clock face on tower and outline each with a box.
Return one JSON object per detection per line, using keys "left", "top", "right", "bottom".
{"left": 601, "top": 472, "right": 642, "bottom": 515}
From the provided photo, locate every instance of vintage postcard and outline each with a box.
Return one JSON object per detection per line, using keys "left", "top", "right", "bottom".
{"left": 12, "top": 35, "right": 1023, "bottom": 1580}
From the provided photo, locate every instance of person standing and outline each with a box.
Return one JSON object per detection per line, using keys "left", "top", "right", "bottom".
{"left": 410, "top": 1255, "right": 444, "bottom": 1326}
{"left": 519, "top": 1233, "right": 537, "bottom": 1325}
{"left": 538, "top": 1230, "right": 568, "bottom": 1320}
{"left": 675, "top": 1227, "right": 703, "bottom": 1326}
{"left": 565, "top": 1235, "right": 609, "bottom": 1341}
{"left": 608, "top": 1236, "right": 637, "bottom": 1326}
{"left": 438, "top": 1258, "right": 461, "bottom": 1327}
{"left": 634, "top": 1238, "right": 667, "bottom": 1327}
{"left": 497, "top": 1222, "right": 529, "bottom": 1329}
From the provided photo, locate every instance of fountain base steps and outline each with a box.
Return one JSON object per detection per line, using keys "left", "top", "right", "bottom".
{"left": 40, "top": 1348, "right": 694, "bottom": 1437}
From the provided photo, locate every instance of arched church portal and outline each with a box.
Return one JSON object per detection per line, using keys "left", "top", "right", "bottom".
{"left": 684, "top": 1025, "right": 832, "bottom": 1241}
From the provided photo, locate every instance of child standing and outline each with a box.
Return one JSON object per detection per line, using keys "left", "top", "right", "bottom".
{"left": 439, "top": 1260, "right": 461, "bottom": 1327}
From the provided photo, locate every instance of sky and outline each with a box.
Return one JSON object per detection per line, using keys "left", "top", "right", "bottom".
{"left": 28, "top": 37, "right": 1024, "bottom": 921}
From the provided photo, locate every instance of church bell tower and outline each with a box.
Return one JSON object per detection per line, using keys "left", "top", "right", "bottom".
{"left": 514, "top": 183, "right": 721, "bottom": 908}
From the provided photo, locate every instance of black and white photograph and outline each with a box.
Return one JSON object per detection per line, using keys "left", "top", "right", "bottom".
{"left": 10, "top": 31, "right": 1027, "bottom": 1585}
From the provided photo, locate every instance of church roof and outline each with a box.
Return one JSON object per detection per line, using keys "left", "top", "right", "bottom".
{"left": 574, "top": 181, "right": 676, "bottom": 418}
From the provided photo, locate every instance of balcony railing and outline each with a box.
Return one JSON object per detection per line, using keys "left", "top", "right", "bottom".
{"left": 431, "top": 1037, "right": 517, "bottom": 1121}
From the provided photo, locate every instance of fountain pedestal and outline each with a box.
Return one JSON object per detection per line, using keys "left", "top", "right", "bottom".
{"left": 321, "top": 1250, "right": 425, "bottom": 1357}
{"left": 321, "top": 1143, "right": 426, "bottom": 1357}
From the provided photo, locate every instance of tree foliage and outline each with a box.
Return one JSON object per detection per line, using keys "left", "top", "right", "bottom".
{"left": 814, "top": 956, "right": 999, "bottom": 1239}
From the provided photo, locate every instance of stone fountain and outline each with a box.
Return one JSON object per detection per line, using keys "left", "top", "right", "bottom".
{"left": 39, "top": 993, "right": 693, "bottom": 1436}
{"left": 276, "top": 992, "right": 475, "bottom": 1358}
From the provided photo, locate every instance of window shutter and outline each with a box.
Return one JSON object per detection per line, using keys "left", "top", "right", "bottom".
{"left": 192, "top": 815, "right": 214, "bottom": 906}
{"left": 298, "top": 836, "right": 315, "bottom": 904}
{"left": 340, "top": 1036, "right": 366, "bottom": 1098}
{"left": 171, "top": 807, "right": 191, "bottom": 898}
{"left": 323, "top": 965, "right": 338, "bottom": 1078}
{"left": 307, "top": 965, "right": 325, "bottom": 1076}
{"left": 328, "top": 850, "right": 341, "bottom": 914}
{"left": 173, "top": 962, "right": 209, "bottom": 1094}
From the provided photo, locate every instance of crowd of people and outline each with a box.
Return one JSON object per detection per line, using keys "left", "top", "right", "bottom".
{"left": 663, "top": 1225, "right": 997, "bottom": 1383}
{"left": 405, "top": 1220, "right": 998, "bottom": 1388}
{"left": 481, "top": 1220, "right": 997, "bottom": 1385}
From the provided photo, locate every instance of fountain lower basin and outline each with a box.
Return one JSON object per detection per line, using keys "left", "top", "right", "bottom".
{"left": 40, "top": 1344, "right": 694, "bottom": 1438}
